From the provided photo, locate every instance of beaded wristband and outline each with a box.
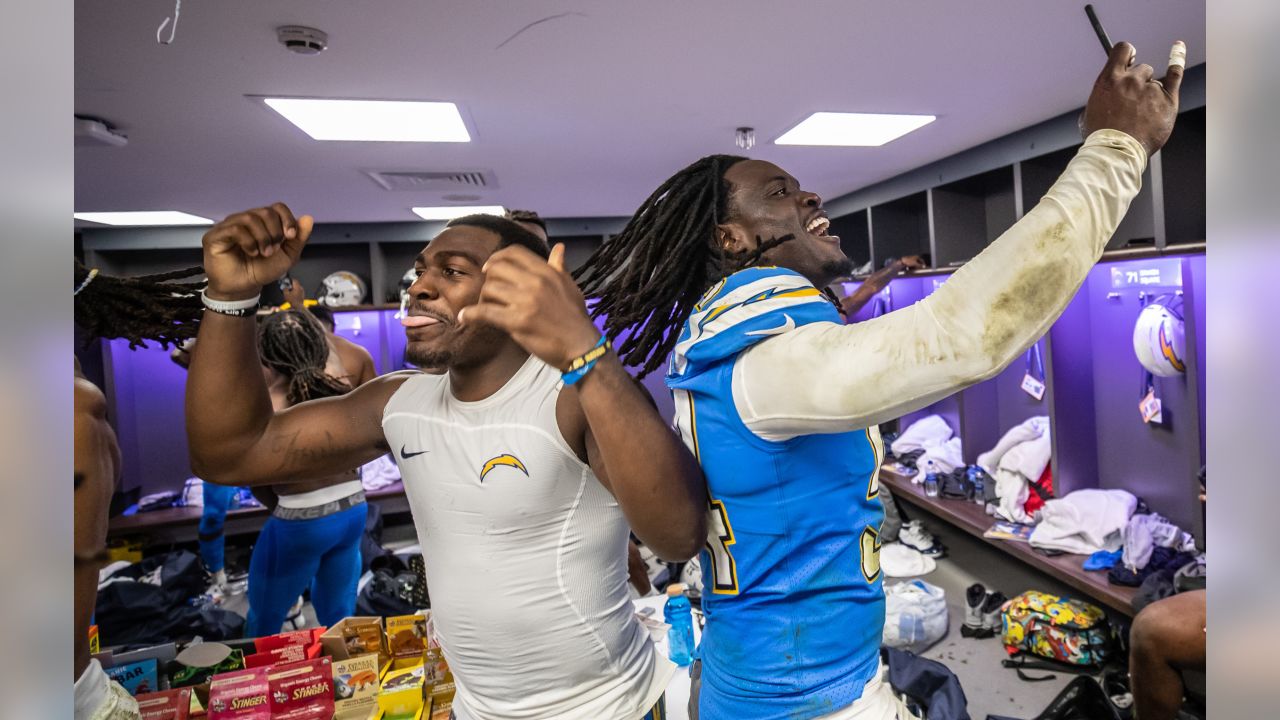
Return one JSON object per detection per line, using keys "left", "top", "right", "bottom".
{"left": 561, "top": 336, "right": 611, "bottom": 386}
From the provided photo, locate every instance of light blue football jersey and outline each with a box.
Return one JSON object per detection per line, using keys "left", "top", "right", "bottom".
{"left": 666, "top": 267, "right": 886, "bottom": 720}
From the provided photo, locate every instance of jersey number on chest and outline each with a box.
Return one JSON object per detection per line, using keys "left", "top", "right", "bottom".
{"left": 706, "top": 428, "right": 885, "bottom": 593}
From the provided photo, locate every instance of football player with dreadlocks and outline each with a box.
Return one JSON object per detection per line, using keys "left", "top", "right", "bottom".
{"left": 576, "top": 42, "right": 1186, "bottom": 720}
{"left": 242, "top": 309, "right": 367, "bottom": 636}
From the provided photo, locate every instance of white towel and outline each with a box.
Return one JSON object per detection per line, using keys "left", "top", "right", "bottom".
{"left": 978, "top": 416, "right": 1050, "bottom": 473}
{"left": 891, "top": 415, "right": 954, "bottom": 456}
{"left": 979, "top": 417, "right": 1051, "bottom": 525}
{"left": 881, "top": 542, "right": 937, "bottom": 577}
{"left": 1029, "top": 489, "right": 1138, "bottom": 555}
{"left": 919, "top": 437, "right": 965, "bottom": 474}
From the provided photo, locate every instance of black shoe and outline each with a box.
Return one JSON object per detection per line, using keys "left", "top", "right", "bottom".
{"left": 961, "top": 583, "right": 987, "bottom": 638}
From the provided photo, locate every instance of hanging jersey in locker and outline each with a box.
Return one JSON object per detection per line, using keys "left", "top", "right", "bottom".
{"left": 382, "top": 356, "right": 673, "bottom": 720}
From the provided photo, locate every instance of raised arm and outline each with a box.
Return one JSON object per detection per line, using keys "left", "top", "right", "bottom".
{"left": 461, "top": 245, "right": 707, "bottom": 561}
{"left": 185, "top": 204, "right": 404, "bottom": 486}
{"left": 736, "top": 41, "right": 1185, "bottom": 440}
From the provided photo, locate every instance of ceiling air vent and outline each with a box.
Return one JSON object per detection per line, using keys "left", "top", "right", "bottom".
{"left": 366, "top": 170, "right": 495, "bottom": 192}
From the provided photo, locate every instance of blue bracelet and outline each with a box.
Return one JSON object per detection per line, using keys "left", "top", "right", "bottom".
{"left": 562, "top": 336, "right": 611, "bottom": 386}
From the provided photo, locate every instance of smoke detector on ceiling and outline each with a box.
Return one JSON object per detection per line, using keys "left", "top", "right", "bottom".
{"left": 75, "top": 116, "right": 128, "bottom": 147}
{"left": 277, "top": 26, "right": 328, "bottom": 55}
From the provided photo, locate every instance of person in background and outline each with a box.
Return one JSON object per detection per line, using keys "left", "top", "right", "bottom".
{"left": 833, "top": 255, "right": 926, "bottom": 319}
{"left": 1128, "top": 487, "right": 1206, "bottom": 720}
{"left": 243, "top": 310, "right": 368, "bottom": 636}
{"left": 74, "top": 260, "right": 205, "bottom": 719}
{"left": 506, "top": 208, "right": 550, "bottom": 244}
{"left": 576, "top": 41, "right": 1185, "bottom": 720}
{"left": 282, "top": 277, "right": 378, "bottom": 387}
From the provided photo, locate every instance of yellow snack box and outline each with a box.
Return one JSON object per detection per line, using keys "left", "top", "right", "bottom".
{"left": 377, "top": 663, "right": 425, "bottom": 720}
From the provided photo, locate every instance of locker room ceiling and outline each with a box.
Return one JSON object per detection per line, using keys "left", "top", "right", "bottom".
{"left": 74, "top": 0, "right": 1205, "bottom": 225}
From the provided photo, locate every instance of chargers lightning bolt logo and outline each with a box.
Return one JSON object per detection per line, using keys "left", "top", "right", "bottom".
{"left": 480, "top": 454, "right": 529, "bottom": 482}
{"left": 1158, "top": 324, "right": 1186, "bottom": 373}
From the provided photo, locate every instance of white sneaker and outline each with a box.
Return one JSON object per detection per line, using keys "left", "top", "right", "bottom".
{"left": 899, "top": 521, "right": 944, "bottom": 557}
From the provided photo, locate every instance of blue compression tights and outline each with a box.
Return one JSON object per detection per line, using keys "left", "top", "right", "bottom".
{"left": 198, "top": 481, "right": 240, "bottom": 574}
{"left": 246, "top": 503, "right": 367, "bottom": 636}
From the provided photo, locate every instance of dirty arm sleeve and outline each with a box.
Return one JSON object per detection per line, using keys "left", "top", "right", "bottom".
{"left": 733, "top": 130, "right": 1147, "bottom": 442}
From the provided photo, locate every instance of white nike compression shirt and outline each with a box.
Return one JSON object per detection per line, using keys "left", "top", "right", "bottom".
{"left": 381, "top": 356, "right": 672, "bottom": 720}
{"left": 732, "top": 130, "right": 1147, "bottom": 441}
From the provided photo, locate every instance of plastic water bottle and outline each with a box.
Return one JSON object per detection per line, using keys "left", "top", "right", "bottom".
{"left": 968, "top": 466, "right": 985, "bottom": 505}
{"left": 923, "top": 460, "right": 940, "bottom": 498}
{"left": 664, "top": 583, "right": 695, "bottom": 666}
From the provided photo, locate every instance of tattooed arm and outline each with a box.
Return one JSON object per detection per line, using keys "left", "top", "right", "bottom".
{"left": 185, "top": 298, "right": 411, "bottom": 487}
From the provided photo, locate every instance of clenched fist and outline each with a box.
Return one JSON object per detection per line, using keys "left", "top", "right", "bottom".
{"left": 202, "top": 203, "right": 313, "bottom": 301}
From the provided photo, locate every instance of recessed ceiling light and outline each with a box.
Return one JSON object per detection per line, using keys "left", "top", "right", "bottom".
{"left": 411, "top": 206, "right": 506, "bottom": 221}
{"left": 74, "top": 211, "right": 214, "bottom": 226}
{"left": 263, "top": 98, "right": 471, "bottom": 142}
{"left": 774, "top": 112, "right": 936, "bottom": 147}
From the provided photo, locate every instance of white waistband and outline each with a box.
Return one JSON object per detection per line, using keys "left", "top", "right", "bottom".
{"left": 276, "top": 480, "right": 364, "bottom": 509}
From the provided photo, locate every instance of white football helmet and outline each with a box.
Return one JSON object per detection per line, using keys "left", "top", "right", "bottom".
{"left": 318, "top": 271, "right": 368, "bottom": 308}
{"left": 1132, "top": 295, "right": 1187, "bottom": 377}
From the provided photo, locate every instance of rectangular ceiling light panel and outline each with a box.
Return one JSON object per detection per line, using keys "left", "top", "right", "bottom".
{"left": 411, "top": 206, "right": 507, "bottom": 221}
{"left": 74, "top": 211, "right": 214, "bottom": 226}
{"left": 264, "top": 98, "right": 471, "bottom": 142}
{"left": 775, "top": 112, "right": 935, "bottom": 146}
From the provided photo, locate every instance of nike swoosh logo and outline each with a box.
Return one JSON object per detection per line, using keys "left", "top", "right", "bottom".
{"left": 744, "top": 314, "right": 796, "bottom": 337}
{"left": 400, "top": 445, "right": 429, "bottom": 460}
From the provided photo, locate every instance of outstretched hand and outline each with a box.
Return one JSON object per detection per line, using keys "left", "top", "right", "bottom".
{"left": 459, "top": 243, "right": 601, "bottom": 370}
{"left": 1082, "top": 40, "right": 1185, "bottom": 158}
{"left": 202, "top": 203, "right": 313, "bottom": 301}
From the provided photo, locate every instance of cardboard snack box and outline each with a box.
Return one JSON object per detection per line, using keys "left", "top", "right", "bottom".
{"left": 320, "top": 617, "right": 389, "bottom": 667}
{"left": 267, "top": 657, "right": 335, "bottom": 720}
{"left": 135, "top": 687, "right": 192, "bottom": 720}
{"left": 377, "top": 662, "right": 425, "bottom": 720}
{"left": 332, "top": 652, "right": 381, "bottom": 720}
{"left": 206, "top": 667, "right": 269, "bottom": 719}
{"left": 385, "top": 615, "right": 428, "bottom": 660}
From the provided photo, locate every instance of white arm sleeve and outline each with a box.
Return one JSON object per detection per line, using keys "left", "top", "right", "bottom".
{"left": 734, "top": 130, "right": 1147, "bottom": 442}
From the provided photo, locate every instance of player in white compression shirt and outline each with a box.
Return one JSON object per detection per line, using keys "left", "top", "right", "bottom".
{"left": 187, "top": 212, "right": 706, "bottom": 720}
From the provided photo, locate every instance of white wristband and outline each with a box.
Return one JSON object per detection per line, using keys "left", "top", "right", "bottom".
{"left": 201, "top": 288, "right": 261, "bottom": 312}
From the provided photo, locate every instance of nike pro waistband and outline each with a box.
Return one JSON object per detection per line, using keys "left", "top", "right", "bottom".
{"left": 272, "top": 490, "right": 366, "bottom": 521}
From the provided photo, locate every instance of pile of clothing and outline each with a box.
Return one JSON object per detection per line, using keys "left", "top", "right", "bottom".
{"left": 889, "top": 415, "right": 963, "bottom": 475}
{"left": 976, "top": 416, "right": 1052, "bottom": 524}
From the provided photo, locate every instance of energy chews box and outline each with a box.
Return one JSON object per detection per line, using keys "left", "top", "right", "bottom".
{"left": 135, "top": 687, "right": 192, "bottom": 720}
{"left": 378, "top": 662, "right": 426, "bottom": 720}
{"left": 386, "top": 615, "right": 429, "bottom": 660}
{"left": 267, "top": 657, "right": 335, "bottom": 720}
{"left": 320, "top": 617, "right": 389, "bottom": 667}
{"left": 332, "top": 653, "right": 381, "bottom": 720}
{"left": 207, "top": 667, "right": 269, "bottom": 719}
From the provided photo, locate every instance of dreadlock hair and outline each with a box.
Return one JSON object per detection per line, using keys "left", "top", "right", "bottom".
{"left": 257, "top": 310, "right": 351, "bottom": 406}
{"left": 74, "top": 259, "right": 206, "bottom": 349}
{"left": 574, "top": 154, "right": 802, "bottom": 378}
{"left": 306, "top": 304, "right": 335, "bottom": 332}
